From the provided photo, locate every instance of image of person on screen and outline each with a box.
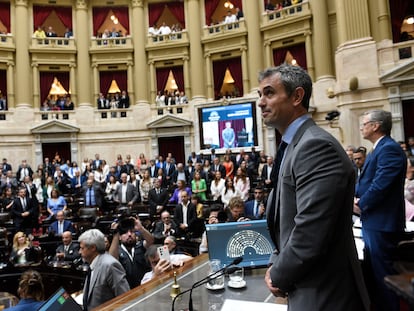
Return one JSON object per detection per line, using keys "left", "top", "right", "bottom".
{"left": 258, "top": 65, "right": 370, "bottom": 311}
{"left": 222, "top": 121, "right": 235, "bottom": 148}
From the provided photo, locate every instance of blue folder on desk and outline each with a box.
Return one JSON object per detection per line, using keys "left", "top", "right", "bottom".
{"left": 205, "top": 220, "right": 275, "bottom": 269}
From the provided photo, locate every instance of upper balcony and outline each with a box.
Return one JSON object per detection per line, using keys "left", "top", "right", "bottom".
{"left": 202, "top": 19, "right": 247, "bottom": 43}
{"left": 146, "top": 30, "right": 189, "bottom": 50}
{"left": 90, "top": 36, "right": 133, "bottom": 54}
{"left": 0, "top": 33, "right": 14, "bottom": 51}
{"left": 261, "top": 1, "right": 311, "bottom": 29}
{"left": 30, "top": 37, "right": 76, "bottom": 54}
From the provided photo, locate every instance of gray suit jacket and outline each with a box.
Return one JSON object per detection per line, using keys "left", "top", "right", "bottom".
{"left": 114, "top": 183, "right": 139, "bottom": 204}
{"left": 84, "top": 253, "right": 130, "bottom": 310}
{"left": 267, "top": 118, "right": 370, "bottom": 311}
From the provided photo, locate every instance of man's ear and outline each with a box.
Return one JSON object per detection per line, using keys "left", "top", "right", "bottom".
{"left": 292, "top": 87, "right": 305, "bottom": 107}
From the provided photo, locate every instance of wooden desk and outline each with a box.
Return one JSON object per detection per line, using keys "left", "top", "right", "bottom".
{"left": 384, "top": 272, "right": 414, "bottom": 307}
{"left": 96, "top": 253, "right": 283, "bottom": 311}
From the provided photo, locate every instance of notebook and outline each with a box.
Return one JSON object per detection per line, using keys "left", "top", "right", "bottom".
{"left": 38, "top": 287, "right": 83, "bottom": 311}
{"left": 205, "top": 219, "right": 274, "bottom": 268}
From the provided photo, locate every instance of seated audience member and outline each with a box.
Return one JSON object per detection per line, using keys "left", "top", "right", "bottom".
{"left": 48, "top": 210, "right": 75, "bottom": 235}
{"left": 163, "top": 236, "right": 192, "bottom": 266}
{"left": 10, "top": 232, "right": 39, "bottom": 265}
{"left": 169, "top": 179, "right": 192, "bottom": 204}
{"left": 227, "top": 196, "right": 250, "bottom": 222}
{"left": 141, "top": 244, "right": 172, "bottom": 285}
{"left": 46, "top": 189, "right": 67, "bottom": 218}
{"left": 244, "top": 186, "right": 266, "bottom": 220}
{"left": 109, "top": 217, "right": 154, "bottom": 288}
{"left": 199, "top": 205, "right": 225, "bottom": 253}
{"left": 4, "top": 270, "right": 44, "bottom": 311}
{"left": 220, "top": 178, "right": 241, "bottom": 209}
{"left": 152, "top": 211, "right": 178, "bottom": 241}
{"left": 54, "top": 231, "right": 80, "bottom": 262}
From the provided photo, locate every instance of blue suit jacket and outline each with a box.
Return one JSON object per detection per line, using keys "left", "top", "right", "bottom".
{"left": 49, "top": 219, "right": 75, "bottom": 235}
{"left": 355, "top": 135, "right": 406, "bottom": 232}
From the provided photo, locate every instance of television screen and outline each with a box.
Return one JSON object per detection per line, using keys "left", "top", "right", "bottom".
{"left": 38, "top": 287, "right": 83, "bottom": 311}
{"left": 199, "top": 102, "right": 258, "bottom": 149}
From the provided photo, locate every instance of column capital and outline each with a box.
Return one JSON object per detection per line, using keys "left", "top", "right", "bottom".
{"left": 263, "top": 40, "right": 271, "bottom": 47}
{"left": 240, "top": 45, "right": 248, "bottom": 52}
{"left": 126, "top": 61, "right": 134, "bottom": 67}
{"left": 15, "top": 0, "right": 28, "bottom": 7}
{"left": 131, "top": 0, "right": 144, "bottom": 8}
{"left": 69, "top": 63, "right": 77, "bottom": 68}
{"left": 204, "top": 52, "right": 211, "bottom": 59}
{"left": 148, "top": 60, "right": 155, "bottom": 65}
{"left": 182, "top": 56, "right": 190, "bottom": 62}
{"left": 76, "top": 0, "right": 88, "bottom": 10}
{"left": 7, "top": 61, "right": 15, "bottom": 67}
{"left": 31, "top": 62, "right": 38, "bottom": 68}
{"left": 91, "top": 63, "right": 98, "bottom": 68}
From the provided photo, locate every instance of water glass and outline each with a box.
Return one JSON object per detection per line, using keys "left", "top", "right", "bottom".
{"left": 208, "top": 259, "right": 224, "bottom": 289}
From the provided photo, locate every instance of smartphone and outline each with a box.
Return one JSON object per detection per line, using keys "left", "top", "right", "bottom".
{"left": 157, "top": 245, "right": 170, "bottom": 262}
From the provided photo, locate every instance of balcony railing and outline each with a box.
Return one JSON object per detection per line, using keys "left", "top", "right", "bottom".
{"left": 262, "top": 1, "right": 310, "bottom": 23}
{"left": 90, "top": 36, "right": 132, "bottom": 49}
{"left": 37, "top": 110, "right": 75, "bottom": 121}
{"left": 146, "top": 30, "right": 188, "bottom": 47}
{"left": 96, "top": 108, "right": 130, "bottom": 119}
{"left": 0, "top": 33, "right": 13, "bottom": 45}
{"left": 152, "top": 103, "right": 189, "bottom": 116}
{"left": 203, "top": 19, "right": 246, "bottom": 37}
{"left": 31, "top": 37, "right": 76, "bottom": 49}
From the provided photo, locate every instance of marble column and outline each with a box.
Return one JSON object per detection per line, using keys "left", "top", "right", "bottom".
{"left": 6, "top": 61, "right": 15, "bottom": 108}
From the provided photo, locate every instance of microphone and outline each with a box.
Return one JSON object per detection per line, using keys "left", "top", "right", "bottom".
{"left": 183, "top": 257, "right": 243, "bottom": 311}
{"left": 171, "top": 257, "right": 243, "bottom": 311}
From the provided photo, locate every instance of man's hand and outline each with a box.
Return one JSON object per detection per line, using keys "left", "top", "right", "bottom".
{"left": 134, "top": 217, "right": 144, "bottom": 231}
{"left": 265, "top": 267, "right": 287, "bottom": 298}
{"left": 353, "top": 197, "right": 361, "bottom": 215}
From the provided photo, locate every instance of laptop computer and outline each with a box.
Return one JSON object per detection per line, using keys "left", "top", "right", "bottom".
{"left": 205, "top": 220, "right": 274, "bottom": 269}
{"left": 38, "top": 287, "right": 83, "bottom": 311}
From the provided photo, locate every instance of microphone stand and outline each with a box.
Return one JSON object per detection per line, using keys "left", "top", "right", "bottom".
{"left": 170, "top": 256, "right": 243, "bottom": 311}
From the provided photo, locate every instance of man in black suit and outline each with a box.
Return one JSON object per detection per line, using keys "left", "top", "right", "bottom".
{"left": 261, "top": 156, "right": 274, "bottom": 191}
{"left": 11, "top": 187, "right": 35, "bottom": 234}
{"left": 164, "top": 156, "right": 176, "bottom": 187}
{"left": 147, "top": 179, "right": 169, "bottom": 218}
{"left": 171, "top": 163, "right": 189, "bottom": 186}
{"left": 152, "top": 211, "right": 178, "bottom": 241}
{"left": 114, "top": 173, "right": 140, "bottom": 207}
{"left": 97, "top": 93, "right": 108, "bottom": 109}
{"left": 210, "top": 157, "right": 226, "bottom": 179}
{"left": 16, "top": 160, "right": 33, "bottom": 183}
{"left": 54, "top": 231, "right": 80, "bottom": 262}
{"left": 173, "top": 190, "right": 197, "bottom": 237}
{"left": 147, "top": 159, "right": 157, "bottom": 178}
{"left": 2, "top": 158, "right": 11, "bottom": 175}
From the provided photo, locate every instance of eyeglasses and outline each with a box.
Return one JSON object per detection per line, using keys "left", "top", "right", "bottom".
{"left": 360, "top": 121, "right": 374, "bottom": 128}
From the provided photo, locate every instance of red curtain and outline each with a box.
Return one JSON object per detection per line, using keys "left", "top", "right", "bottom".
{"left": 389, "top": 0, "right": 413, "bottom": 43}
{"left": 33, "top": 6, "right": 52, "bottom": 30}
{"left": 156, "top": 67, "right": 170, "bottom": 92}
{"left": 171, "top": 67, "right": 184, "bottom": 92}
{"left": 54, "top": 7, "right": 73, "bottom": 30}
{"left": 218, "top": 119, "right": 246, "bottom": 148}
{"left": 167, "top": 3, "right": 185, "bottom": 28}
{"left": 40, "top": 72, "right": 70, "bottom": 103}
{"left": 205, "top": 0, "right": 221, "bottom": 25}
{"left": 99, "top": 71, "right": 127, "bottom": 96}
{"left": 227, "top": 58, "right": 243, "bottom": 97}
{"left": 148, "top": 3, "right": 165, "bottom": 27}
{"left": 112, "top": 7, "right": 130, "bottom": 35}
{"left": 0, "top": 70, "right": 7, "bottom": 101}
{"left": 0, "top": 2, "right": 10, "bottom": 33}
{"left": 213, "top": 57, "right": 243, "bottom": 99}
{"left": 273, "top": 43, "right": 307, "bottom": 70}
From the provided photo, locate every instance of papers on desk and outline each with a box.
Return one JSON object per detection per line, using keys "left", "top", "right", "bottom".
{"left": 406, "top": 221, "right": 414, "bottom": 232}
{"left": 221, "top": 299, "right": 287, "bottom": 311}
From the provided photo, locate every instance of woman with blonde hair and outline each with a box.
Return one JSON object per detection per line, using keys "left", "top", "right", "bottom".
{"left": 139, "top": 170, "right": 153, "bottom": 203}
{"left": 5, "top": 270, "right": 44, "bottom": 310}
{"left": 10, "top": 232, "right": 31, "bottom": 265}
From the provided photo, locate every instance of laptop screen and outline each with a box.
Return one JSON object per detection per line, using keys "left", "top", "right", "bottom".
{"left": 38, "top": 287, "right": 83, "bottom": 311}
{"left": 205, "top": 220, "right": 274, "bottom": 268}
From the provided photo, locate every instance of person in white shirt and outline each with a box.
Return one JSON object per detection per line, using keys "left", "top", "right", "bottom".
{"left": 223, "top": 11, "right": 237, "bottom": 24}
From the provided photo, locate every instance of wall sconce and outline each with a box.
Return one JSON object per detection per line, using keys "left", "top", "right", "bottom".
{"left": 224, "top": 1, "right": 234, "bottom": 9}
{"left": 349, "top": 76, "right": 358, "bottom": 91}
{"left": 326, "top": 87, "right": 335, "bottom": 98}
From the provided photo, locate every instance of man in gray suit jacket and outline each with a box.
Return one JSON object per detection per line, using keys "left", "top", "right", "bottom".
{"left": 114, "top": 173, "right": 140, "bottom": 207}
{"left": 79, "top": 229, "right": 130, "bottom": 310}
{"left": 258, "top": 65, "right": 370, "bottom": 311}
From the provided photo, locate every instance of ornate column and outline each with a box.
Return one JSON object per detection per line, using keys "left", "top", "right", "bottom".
{"left": 264, "top": 41, "right": 272, "bottom": 69}
{"left": 92, "top": 64, "right": 99, "bottom": 101}
{"left": 240, "top": 46, "right": 249, "bottom": 96}
{"left": 335, "top": 0, "right": 371, "bottom": 44}
{"left": 127, "top": 61, "right": 134, "bottom": 104}
{"left": 304, "top": 31, "right": 315, "bottom": 81}
{"left": 75, "top": 0, "right": 92, "bottom": 107}
{"left": 6, "top": 61, "right": 14, "bottom": 108}
{"left": 14, "top": 0, "right": 31, "bottom": 108}
{"left": 69, "top": 64, "right": 77, "bottom": 106}
{"left": 308, "top": 0, "right": 334, "bottom": 80}
{"left": 148, "top": 61, "right": 155, "bottom": 103}
{"left": 131, "top": 0, "right": 148, "bottom": 105}
{"left": 242, "top": 0, "right": 263, "bottom": 93}
{"left": 187, "top": 0, "right": 206, "bottom": 100}
{"left": 373, "top": 0, "right": 392, "bottom": 41}
{"left": 32, "top": 63, "right": 39, "bottom": 108}
{"left": 204, "top": 53, "right": 213, "bottom": 100}
{"left": 183, "top": 56, "right": 190, "bottom": 97}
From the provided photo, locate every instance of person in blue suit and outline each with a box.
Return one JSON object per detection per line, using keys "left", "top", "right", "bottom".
{"left": 48, "top": 210, "right": 75, "bottom": 235}
{"left": 355, "top": 109, "right": 406, "bottom": 311}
